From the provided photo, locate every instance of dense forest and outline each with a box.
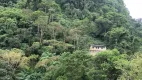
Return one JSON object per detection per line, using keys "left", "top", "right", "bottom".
{"left": 0, "top": 0, "right": 142, "bottom": 80}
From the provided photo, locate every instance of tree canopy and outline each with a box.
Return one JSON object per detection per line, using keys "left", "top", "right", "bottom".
{"left": 0, "top": 0, "right": 142, "bottom": 80}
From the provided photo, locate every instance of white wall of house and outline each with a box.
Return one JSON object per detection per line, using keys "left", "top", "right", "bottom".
{"left": 89, "top": 45, "right": 106, "bottom": 55}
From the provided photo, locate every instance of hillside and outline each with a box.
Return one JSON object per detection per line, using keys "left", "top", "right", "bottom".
{"left": 0, "top": 0, "right": 142, "bottom": 80}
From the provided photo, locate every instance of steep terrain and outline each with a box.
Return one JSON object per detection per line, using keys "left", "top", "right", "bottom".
{"left": 0, "top": 0, "right": 142, "bottom": 80}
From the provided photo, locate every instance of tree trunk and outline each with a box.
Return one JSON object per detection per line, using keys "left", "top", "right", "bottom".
{"left": 40, "top": 29, "right": 43, "bottom": 44}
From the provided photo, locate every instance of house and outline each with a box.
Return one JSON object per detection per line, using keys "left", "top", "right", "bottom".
{"left": 89, "top": 45, "right": 106, "bottom": 55}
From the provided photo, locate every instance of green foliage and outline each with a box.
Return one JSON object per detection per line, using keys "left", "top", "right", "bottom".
{"left": 118, "top": 52, "right": 142, "bottom": 80}
{"left": 0, "top": 0, "right": 142, "bottom": 80}
{"left": 43, "top": 51, "right": 93, "bottom": 80}
{"left": 0, "top": 0, "right": 17, "bottom": 7}
{"left": 43, "top": 40, "right": 74, "bottom": 54}
{"left": 0, "top": 0, "right": 141, "bottom": 54}
{"left": 92, "top": 49, "right": 127, "bottom": 80}
{"left": 0, "top": 58, "right": 15, "bottom": 80}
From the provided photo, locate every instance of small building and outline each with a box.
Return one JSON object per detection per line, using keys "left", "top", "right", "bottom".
{"left": 89, "top": 45, "right": 106, "bottom": 55}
